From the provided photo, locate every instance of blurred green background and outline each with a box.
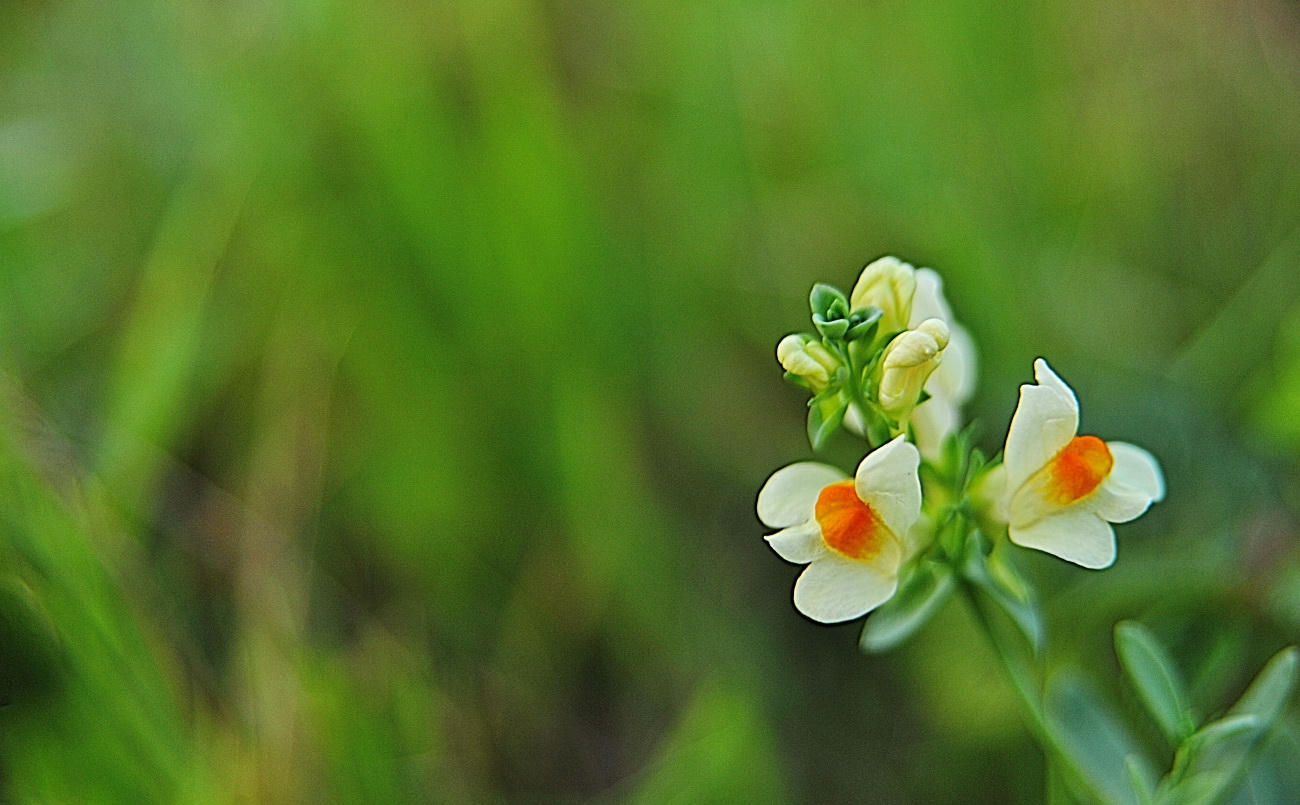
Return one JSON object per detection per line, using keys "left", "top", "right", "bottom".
{"left": 1, "top": 0, "right": 1299, "bottom": 802}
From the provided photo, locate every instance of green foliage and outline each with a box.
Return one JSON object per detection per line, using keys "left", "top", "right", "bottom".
{"left": 0, "top": 0, "right": 1297, "bottom": 801}
{"left": 1116, "top": 621, "right": 1198, "bottom": 746}
{"left": 860, "top": 559, "right": 954, "bottom": 653}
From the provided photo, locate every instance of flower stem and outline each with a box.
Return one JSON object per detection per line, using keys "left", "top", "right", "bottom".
{"left": 959, "top": 581, "right": 1117, "bottom": 805}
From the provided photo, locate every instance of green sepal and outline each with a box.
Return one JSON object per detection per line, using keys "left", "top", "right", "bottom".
{"left": 806, "top": 395, "right": 848, "bottom": 451}
{"left": 859, "top": 559, "right": 954, "bottom": 653}
{"left": 812, "top": 314, "right": 850, "bottom": 340}
{"left": 843, "top": 306, "right": 882, "bottom": 342}
{"left": 1114, "top": 621, "right": 1197, "bottom": 746}
{"left": 809, "top": 283, "right": 849, "bottom": 321}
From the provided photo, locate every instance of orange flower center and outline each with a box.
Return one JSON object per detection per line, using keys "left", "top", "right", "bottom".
{"left": 815, "top": 480, "right": 887, "bottom": 561}
{"left": 1047, "top": 435, "right": 1113, "bottom": 504}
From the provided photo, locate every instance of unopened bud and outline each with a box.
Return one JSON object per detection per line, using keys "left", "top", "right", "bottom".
{"left": 878, "top": 319, "right": 950, "bottom": 415}
{"left": 850, "top": 256, "right": 917, "bottom": 336}
{"left": 777, "top": 334, "right": 840, "bottom": 389}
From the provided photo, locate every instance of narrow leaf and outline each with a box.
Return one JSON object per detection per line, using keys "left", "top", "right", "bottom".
{"left": 1227, "top": 647, "right": 1298, "bottom": 726}
{"left": 1044, "top": 672, "right": 1150, "bottom": 805}
{"left": 1116, "top": 621, "right": 1197, "bottom": 745}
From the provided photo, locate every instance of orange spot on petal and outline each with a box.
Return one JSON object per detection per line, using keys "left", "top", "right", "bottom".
{"left": 815, "top": 480, "right": 887, "bottom": 561}
{"left": 1048, "top": 435, "right": 1113, "bottom": 504}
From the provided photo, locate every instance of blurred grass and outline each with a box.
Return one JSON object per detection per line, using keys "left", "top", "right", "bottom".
{"left": 0, "top": 0, "right": 1299, "bottom": 801}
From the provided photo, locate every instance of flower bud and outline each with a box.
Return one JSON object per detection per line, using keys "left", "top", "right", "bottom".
{"left": 878, "top": 318, "right": 949, "bottom": 415}
{"left": 850, "top": 256, "right": 917, "bottom": 336}
{"left": 777, "top": 334, "right": 840, "bottom": 389}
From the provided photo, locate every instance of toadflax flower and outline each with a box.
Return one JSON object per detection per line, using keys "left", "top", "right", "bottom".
{"left": 758, "top": 436, "right": 922, "bottom": 622}
{"left": 1001, "top": 359, "right": 1165, "bottom": 569}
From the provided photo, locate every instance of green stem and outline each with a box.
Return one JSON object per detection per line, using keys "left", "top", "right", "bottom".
{"left": 959, "top": 581, "right": 1117, "bottom": 805}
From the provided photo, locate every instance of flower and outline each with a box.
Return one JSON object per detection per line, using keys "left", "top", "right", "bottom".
{"left": 850, "top": 256, "right": 917, "bottom": 337}
{"left": 1001, "top": 359, "right": 1165, "bottom": 569}
{"left": 758, "top": 436, "right": 922, "bottom": 622}
{"left": 878, "top": 318, "right": 950, "bottom": 416}
{"left": 908, "top": 269, "right": 977, "bottom": 460}
{"left": 776, "top": 333, "right": 840, "bottom": 391}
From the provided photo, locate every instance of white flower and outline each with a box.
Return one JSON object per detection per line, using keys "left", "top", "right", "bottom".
{"left": 850, "top": 256, "right": 917, "bottom": 337}
{"left": 758, "top": 436, "right": 922, "bottom": 622}
{"left": 878, "top": 318, "right": 949, "bottom": 415}
{"left": 908, "top": 269, "right": 977, "bottom": 460}
{"left": 1002, "top": 359, "right": 1165, "bottom": 569}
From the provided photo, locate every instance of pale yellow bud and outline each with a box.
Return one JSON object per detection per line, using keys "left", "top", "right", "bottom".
{"left": 850, "top": 256, "right": 917, "bottom": 335}
{"left": 878, "top": 318, "right": 950, "bottom": 415}
{"left": 777, "top": 334, "right": 840, "bottom": 389}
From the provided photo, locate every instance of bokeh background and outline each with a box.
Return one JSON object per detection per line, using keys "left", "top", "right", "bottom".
{"left": 1, "top": 0, "right": 1299, "bottom": 802}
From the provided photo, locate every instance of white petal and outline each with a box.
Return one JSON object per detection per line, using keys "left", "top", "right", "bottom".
{"left": 842, "top": 404, "right": 866, "bottom": 436}
{"left": 757, "top": 462, "right": 846, "bottom": 528}
{"left": 934, "top": 323, "right": 978, "bottom": 405}
{"left": 765, "top": 521, "right": 825, "bottom": 564}
{"left": 1009, "top": 505, "right": 1117, "bottom": 569}
{"left": 793, "top": 554, "right": 898, "bottom": 623}
{"left": 1004, "top": 359, "right": 1079, "bottom": 494}
{"left": 910, "top": 268, "right": 955, "bottom": 325}
{"left": 855, "top": 436, "right": 922, "bottom": 536}
{"left": 910, "top": 395, "right": 957, "bottom": 462}
{"left": 1107, "top": 442, "right": 1165, "bottom": 503}
{"left": 1089, "top": 478, "right": 1154, "bottom": 524}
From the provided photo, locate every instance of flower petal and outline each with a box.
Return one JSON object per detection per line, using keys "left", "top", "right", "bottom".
{"left": 1107, "top": 442, "right": 1165, "bottom": 503}
{"left": 910, "top": 394, "right": 958, "bottom": 462}
{"left": 793, "top": 554, "right": 898, "bottom": 623}
{"left": 757, "top": 462, "right": 846, "bottom": 528}
{"left": 1009, "top": 505, "right": 1117, "bottom": 569}
{"left": 1004, "top": 359, "right": 1079, "bottom": 494}
{"left": 910, "top": 268, "right": 955, "bottom": 325}
{"left": 855, "top": 436, "right": 922, "bottom": 536}
{"left": 765, "top": 521, "right": 825, "bottom": 564}
{"left": 1089, "top": 478, "right": 1154, "bottom": 524}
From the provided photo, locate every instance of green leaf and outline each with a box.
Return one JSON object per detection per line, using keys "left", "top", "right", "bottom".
{"left": 1128, "top": 753, "right": 1158, "bottom": 805}
{"left": 1156, "top": 648, "right": 1297, "bottom": 805}
{"left": 962, "top": 536, "right": 1044, "bottom": 652}
{"left": 1115, "top": 621, "right": 1197, "bottom": 745}
{"left": 859, "top": 560, "right": 954, "bottom": 653}
{"left": 1226, "top": 647, "right": 1298, "bottom": 726}
{"left": 1045, "top": 672, "right": 1151, "bottom": 805}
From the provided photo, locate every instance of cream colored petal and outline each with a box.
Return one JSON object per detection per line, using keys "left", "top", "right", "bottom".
{"left": 793, "top": 554, "right": 898, "bottom": 623}
{"left": 933, "top": 323, "right": 977, "bottom": 405}
{"left": 1004, "top": 359, "right": 1079, "bottom": 494}
{"left": 1009, "top": 505, "right": 1117, "bottom": 569}
{"left": 1089, "top": 477, "right": 1154, "bottom": 524}
{"left": 1107, "top": 442, "right": 1166, "bottom": 503}
{"left": 757, "top": 462, "right": 846, "bottom": 529}
{"left": 910, "top": 395, "right": 958, "bottom": 463}
{"left": 765, "top": 521, "right": 825, "bottom": 564}
{"left": 842, "top": 404, "right": 866, "bottom": 437}
{"left": 910, "top": 268, "right": 954, "bottom": 325}
{"left": 855, "top": 436, "right": 922, "bottom": 536}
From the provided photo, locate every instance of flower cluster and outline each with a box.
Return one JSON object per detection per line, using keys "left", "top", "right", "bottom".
{"left": 761, "top": 257, "right": 1164, "bottom": 625}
